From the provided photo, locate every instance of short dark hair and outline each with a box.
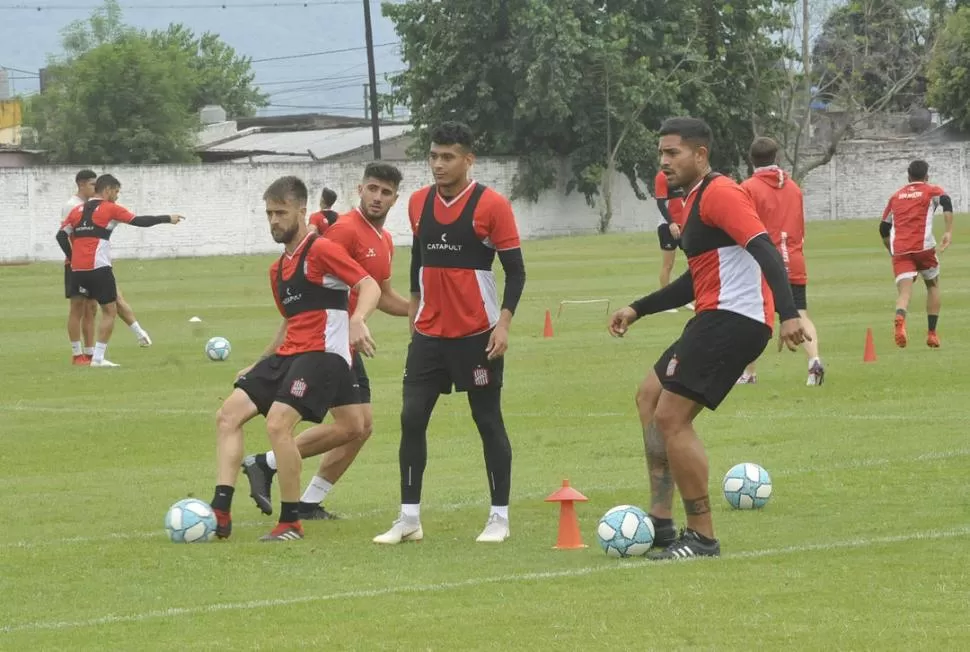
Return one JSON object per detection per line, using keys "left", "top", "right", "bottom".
{"left": 908, "top": 159, "right": 929, "bottom": 181}
{"left": 75, "top": 169, "right": 97, "bottom": 184}
{"left": 320, "top": 187, "right": 337, "bottom": 207}
{"left": 658, "top": 117, "right": 713, "bottom": 151}
{"left": 94, "top": 174, "right": 120, "bottom": 194}
{"left": 749, "top": 137, "right": 779, "bottom": 168}
{"left": 430, "top": 121, "right": 475, "bottom": 152}
{"left": 362, "top": 161, "right": 403, "bottom": 188}
{"left": 264, "top": 176, "right": 308, "bottom": 204}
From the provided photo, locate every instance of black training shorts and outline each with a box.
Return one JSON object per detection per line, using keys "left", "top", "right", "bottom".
{"left": 351, "top": 350, "right": 371, "bottom": 404}
{"left": 654, "top": 310, "right": 771, "bottom": 410}
{"left": 657, "top": 224, "right": 680, "bottom": 251}
{"left": 73, "top": 267, "right": 118, "bottom": 305}
{"left": 404, "top": 329, "right": 503, "bottom": 394}
{"left": 790, "top": 283, "right": 807, "bottom": 312}
{"left": 235, "top": 351, "right": 359, "bottom": 423}
{"left": 64, "top": 266, "right": 82, "bottom": 299}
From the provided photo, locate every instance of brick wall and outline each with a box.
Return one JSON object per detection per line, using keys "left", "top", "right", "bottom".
{"left": 1, "top": 142, "right": 966, "bottom": 263}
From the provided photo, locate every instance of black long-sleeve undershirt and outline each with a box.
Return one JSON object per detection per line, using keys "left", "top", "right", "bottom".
{"left": 55, "top": 230, "right": 72, "bottom": 259}
{"left": 630, "top": 271, "right": 694, "bottom": 317}
{"left": 409, "top": 235, "right": 421, "bottom": 295}
{"left": 656, "top": 199, "right": 672, "bottom": 224}
{"left": 497, "top": 247, "right": 526, "bottom": 314}
{"left": 745, "top": 233, "right": 799, "bottom": 320}
{"left": 130, "top": 215, "right": 171, "bottom": 227}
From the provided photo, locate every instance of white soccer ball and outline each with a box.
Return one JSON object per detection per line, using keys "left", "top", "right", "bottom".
{"left": 205, "top": 336, "right": 231, "bottom": 361}
{"left": 165, "top": 498, "right": 217, "bottom": 543}
{"left": 596, "top": 504, "right": 655, "bottom": 558}
{"left": 722, "top": 462, "right": 773, "bottom": 510}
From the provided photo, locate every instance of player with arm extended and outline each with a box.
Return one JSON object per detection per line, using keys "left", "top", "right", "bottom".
{"left": 56, "top": 174, "right": 182, "bottom": 367}
{"left": 210, "top": 176, "right": 381, "bottom": 542}
{"left": 308, "top": 187, "right": 339, "bottom": 235}
{"left": 241, "top": 162, "right": 410, "bottom": 520}
{"left": 607, "top": 118, "right": 807, "bottom": 560}
{"left": 374, "top": 121, "right": 527, "bottom": 545}
{"left": 879, "top": 160, "right": 954, "bottom": 348}
{"left": 654, "top": 170, "right": 694, "bottom": 313}
{"left": 738, "top": 137, "right": 824, "bottom": 386}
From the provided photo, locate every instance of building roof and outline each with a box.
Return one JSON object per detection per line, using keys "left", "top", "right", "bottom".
{"left": 197, "top": 123, "right": 412, "bottom": 163}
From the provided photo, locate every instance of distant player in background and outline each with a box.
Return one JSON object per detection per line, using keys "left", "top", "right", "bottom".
{"left": 738, "top": 137, "right": 824, "bottom": 386}
{"left": 211, "top": 175, "right": 381, "bottom": 542}
{"left": 374, "top": 121, "right": 526, "bottom": 545}
{"left": 308, "top": 187, "right": 339, "bottom": 235}
{"left": 241, "top": 162, "right": 410, "bottom": 521}
{"left": 880, "top": 160, "right": 954, "bottom": 348}
{"left": 654, "top": 170, "right": 694, "bottom": 312}
{"left": 61, "top": 169, "right": 154, "bottom": 365}
{"left": 57, "top": 175, "right": 183, "bottom": 367}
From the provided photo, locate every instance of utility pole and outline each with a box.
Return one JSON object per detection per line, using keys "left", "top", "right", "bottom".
{"left": 363, "top": 0, "right": 382, "bottom": 159}
{"left": 802, "top": 0, "right": 811, "bottom": 145}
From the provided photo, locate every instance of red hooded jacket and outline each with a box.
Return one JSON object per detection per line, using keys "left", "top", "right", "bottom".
{"left": 741, "top": 166, "right": 807, "bottom": 284}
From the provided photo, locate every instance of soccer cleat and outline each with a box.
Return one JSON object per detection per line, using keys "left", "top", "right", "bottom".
{"left": 807, "top": 361, "right": 825, "bottom": 386}
{"left": 241, "top": 455, "right": 274, "bottom": 515}
{"left": 648, "top": 516, "right": 677, "bottom": 549}
{"left": 89, "top": 359, "right": 120, "bottom": 368}
{"left": 648, "top": 528, "right": 720, "bottom": 560}
{"left": 927, "top": 331, "right": 940, "bottom": 348}
{"left": 259, "top": 522, "right": 304, "bottom": 542}
{"left": 72, "top": 354, "right": 91, "bottom": 366}
{"left": 214, "top": 509, "right": 232, "bottom": 539}
{"left": 685, "top": 302, "right": 696, "bottom": 311}
{"left": 736, "top": 373, "right": 757, "bottom": 385}
{"left": 298, "top": 503, "right": 340, "bottom": 521}
{"left": 373, "top": 514, "right": 423, "bottom": 544}
{"left": 137, "top": 332, "right": 153, "bottom": 347}
{"left": 476, "top": 514, "right": 510, "bottom": 543}
{"left": 894, "top": 316, "right": 908, "bottom": 348}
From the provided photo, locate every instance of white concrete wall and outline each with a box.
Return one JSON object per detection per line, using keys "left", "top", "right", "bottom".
{"left": 1, "top": 142, "right": 967, "bottom": 263}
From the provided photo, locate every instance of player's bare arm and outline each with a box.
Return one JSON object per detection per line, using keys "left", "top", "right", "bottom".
{"left": 486, "top": 246, "right": 526, "bottom": 360}
{"left": 237, "top": 319, "right": 287, "bottom": 379}
{"left": 377, "top": 279, "right": 410, "bottom": 316}
{"left": 350, "top": 277, "right": 381, "bottom": 357}
{"left": 743, "top": 234, "right": 810, "bottom": 351}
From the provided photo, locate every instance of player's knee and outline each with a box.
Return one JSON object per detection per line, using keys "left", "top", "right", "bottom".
{"left": 215, "top": 405, "right": 243, "bottom": 434}
{"left": 265, "top": 413, "right": 291, "bottom": 442}
{"left": 652, "top": 407, "right": 686, "bottom": 440}
{"left": 635, "top": 376, "right": 661, "bottom": 415}
{"left": 400, "top": 395, "right": 429, "bottom": 434}
{"left": 360, "top": 416, "right": 374, "bottom": 442}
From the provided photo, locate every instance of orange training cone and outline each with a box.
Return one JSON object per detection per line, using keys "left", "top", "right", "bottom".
{"left": 543, "top": 310, "right": 554, "bottom": 338}
{"left": 545, "top": 479, "right": 588, "bottom": 549}
{"left": 863, "top": 327, "right": 877, "bottom": 362}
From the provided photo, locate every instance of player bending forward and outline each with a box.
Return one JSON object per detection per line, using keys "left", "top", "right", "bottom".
{"left": 880, "top": 160, "right": 954, "bottom": 348}
{"left": 609, "top": 118, "right": 807, "bottom": 560}
{"left": 210, "top": 176, "right": 381, "bottom": 542}
{"left": 738, "top": 137, "right": 824, "bottom": 386}
{"left": 374, "top": 121, "right": 527, "bottom": 545}
{"left": 242, "top": 163, "right": 410, "bottom": 520}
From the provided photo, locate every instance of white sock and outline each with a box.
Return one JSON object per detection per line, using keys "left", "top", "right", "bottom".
{"left": 490, "top": 505, "right": 509, "bottom": 520}
{"left": 808, "top": 357, "right": 820, "bottom": 369}
{"left": 300, "top": 476, "right": 333, "bottom": 504}
{"left": 265, "top": 450, "right": 277, "bottom": 470}
{"left": 130, "top": 321, "right": 147, "bottom": 338}
{"left": 401, "top": 504, "right": 420, "bottom": 520}
{"left": 83, "top": 346, "right": 95, "bottom": 356}
{"left": 71, "top": 341, "right": 83, "bottom": 356}
{"left": 93, "top": 342, "right": 108, "bottom": 363}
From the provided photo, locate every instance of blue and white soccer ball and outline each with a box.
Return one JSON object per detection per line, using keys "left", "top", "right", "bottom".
{"left": 596, "top": 504, "right": 655, "bottom": 558}
{"left": 205, "top": 336, "right": 231, "bottom": 361}
{"left": 165, "top": 498, "right": 217, "bottom": 543}
{"left": 722, "top": 462, "right": 773, "bottom": 510}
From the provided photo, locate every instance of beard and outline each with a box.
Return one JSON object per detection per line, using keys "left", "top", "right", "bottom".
{"left": 271, "top": 224, "right": 300, "bottom": 244}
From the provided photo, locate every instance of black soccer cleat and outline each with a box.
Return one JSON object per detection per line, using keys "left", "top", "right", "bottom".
{"left": 241, "top": 455, "right": 274, "bottom": 515}
{"left": 297, "top": 502, "right": 341, "bottom": 521}
{"left": 648, "top": 528, "right": 720, "bottom": 560}
{"left": 258, "top": 522, "right": 304, "bottom": 542}
{"left": 649, "top": 516, "right": 678, "bottom": 549}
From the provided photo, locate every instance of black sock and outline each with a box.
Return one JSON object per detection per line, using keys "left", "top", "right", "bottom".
{"left": 650, "top": 515, "right": 674, "bottom": 527}
{"left": 400, "top": 383, "right": 440, "bottom": 504}
{"left": 280, "top": 501, "right": 300, "bottom": 524}
{"left": 468, "top": 387, "right": 512, "bottom": 506}
{"left": 896, "top": 308, "right": 907, "bottom": 319}
{"left": 211, "top": 485, "right": 234, "bottom": 512}
{"left": 928, "top": 314, "right": 939, "bottom": 332}
{"left": 254, "top": 453, "right": 275, "bottom": 475}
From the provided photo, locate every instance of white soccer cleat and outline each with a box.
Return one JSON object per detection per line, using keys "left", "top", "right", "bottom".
{"left": 373, "top": 514, "right": 423, "bottom": 545}
{"left": 90, "top": 359, "right": 121, "bottom": 368}
{"left": 476, "top": 514, "right": 510, "bottom": 543}
{"left": 137, "top": 332, "right": 153, "bottom": 347}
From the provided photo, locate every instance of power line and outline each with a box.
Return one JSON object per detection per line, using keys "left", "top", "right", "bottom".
{"left": 0, "top": 65, "right": 39, "bottom": 76}
{"left": 251, "top": 42, "right": 398, "bottom": 64}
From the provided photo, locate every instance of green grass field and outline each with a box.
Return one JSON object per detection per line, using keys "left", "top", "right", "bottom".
{"left": 1, "top": 218, "right": 969, "bottom": 650}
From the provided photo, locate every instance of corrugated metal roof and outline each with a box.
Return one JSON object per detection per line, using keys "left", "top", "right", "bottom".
{"left": 203, "top": 125, "right": 412, "bottom": 159}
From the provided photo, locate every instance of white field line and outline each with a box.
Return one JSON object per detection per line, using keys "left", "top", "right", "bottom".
{"left": 2, "top": 525, "right": 968, "bottom": 635}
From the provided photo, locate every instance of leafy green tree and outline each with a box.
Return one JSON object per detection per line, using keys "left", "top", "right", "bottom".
{"left": 927, "top": 7, "right": 970, "bottom": 132}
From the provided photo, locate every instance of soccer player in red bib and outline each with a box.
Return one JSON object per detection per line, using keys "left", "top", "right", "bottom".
{"left": 210, "top": 176, "right": 381, "bottom": 542}
{"left": 374, "top": 122, "right": 527, "bottom": 545}
{"left": 880, "top": 160, "right": 954, "bottom": 348}
{"left": 738, "top": 137, "right": 824, "bottom": 386}
{"left": 241, "top": 163, "right": 410, "bottom": 520}
{"left": 654, "top": 170, "right": 693, "bottom": 312}
{"left": 608, "top": 118, "right": 807, "bottom": 560}
{"left": 308, "top": 187, "right": 339, "bottom": 235}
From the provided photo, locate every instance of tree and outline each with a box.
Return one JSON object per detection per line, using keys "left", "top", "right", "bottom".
{"left": 927, "top": 7, "right": 970, "bottom": 132}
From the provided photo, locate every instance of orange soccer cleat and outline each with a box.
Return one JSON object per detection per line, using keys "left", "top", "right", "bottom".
{"left": 927, "top": 331, "right": 940, "bottom": 348}
{"left": 894, "top": 316, "right": 908, "bottom": 348}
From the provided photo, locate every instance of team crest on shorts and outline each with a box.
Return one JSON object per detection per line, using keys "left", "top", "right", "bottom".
{"left": 473, "top": 366, "right": 490, "bottom": 387}
{"left": 666, "top": 355, "right": 679, "bottom": 377}
{"left": 290, "top": 378, "right": 308, "bottom": 398}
